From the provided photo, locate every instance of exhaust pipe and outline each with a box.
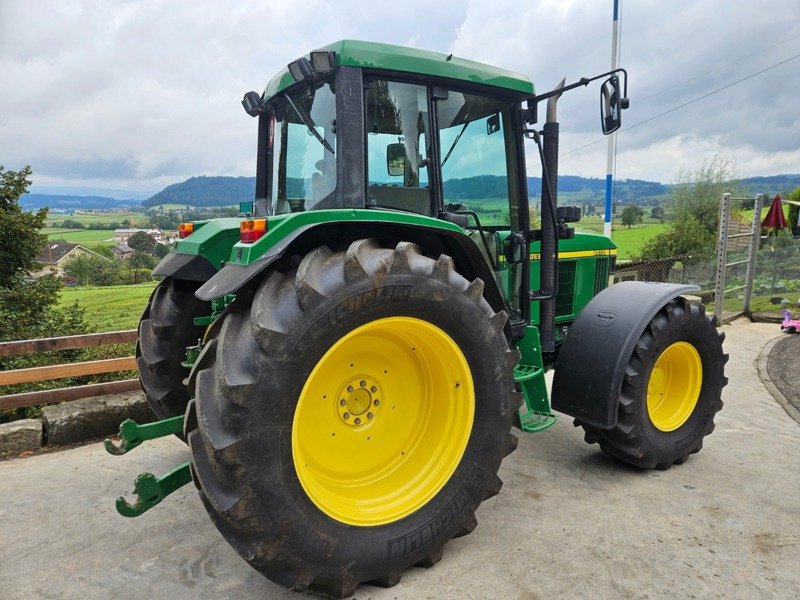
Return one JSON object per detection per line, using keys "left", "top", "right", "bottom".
{"left": 539, "top": 79, "right": 564, "bottom": 354}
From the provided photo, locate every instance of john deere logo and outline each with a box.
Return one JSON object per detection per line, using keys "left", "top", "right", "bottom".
{"left": 595, "top": 312, "right": 616, "bottom": 327}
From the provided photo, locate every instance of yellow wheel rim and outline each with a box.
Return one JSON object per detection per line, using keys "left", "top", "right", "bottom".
{"left": 646, "top": 341, "right": 702, "bottom": 432}
{"left": 292, "top": 316, "right": 475, "bottom": 527}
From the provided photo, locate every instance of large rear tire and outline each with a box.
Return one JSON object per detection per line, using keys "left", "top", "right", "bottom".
{"left": 577, "top": 297, "right": 727, "bottom": 469}
{"left": 188, "top": 240, "right": 520, "bottom": 597}
{"left": 136, "top": 277, "right": 210, "bottom": 419}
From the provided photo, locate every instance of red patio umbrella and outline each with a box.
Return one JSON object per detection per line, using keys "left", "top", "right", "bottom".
{"left": 761, "top": 194, "right": 787, "bottom": 230}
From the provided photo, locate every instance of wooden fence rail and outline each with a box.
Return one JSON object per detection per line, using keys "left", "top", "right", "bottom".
{"left": 0, "top": 330, "right": 141, "bottom": 411}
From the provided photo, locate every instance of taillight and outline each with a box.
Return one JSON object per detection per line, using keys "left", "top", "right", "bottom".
{"left": 240, "top": 218, "right": 267, "bottom": 243}
{"left": 178, "top": 222, "right": 194, "bottom": 238}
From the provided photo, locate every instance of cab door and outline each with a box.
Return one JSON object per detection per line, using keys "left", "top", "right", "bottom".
{"left": 434, "top": 89, "right": 530, "bottom": 329}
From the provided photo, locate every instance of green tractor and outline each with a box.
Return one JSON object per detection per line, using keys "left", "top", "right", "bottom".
{"left": 110, "top": 40, "right": 727, "bottom": 597}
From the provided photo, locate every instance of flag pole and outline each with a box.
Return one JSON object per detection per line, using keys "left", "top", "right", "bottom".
{"left": 604, "top": 0, "right": 621, "bottom": 239}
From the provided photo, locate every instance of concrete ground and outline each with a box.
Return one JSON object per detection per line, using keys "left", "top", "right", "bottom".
{"left": 1, "top": 319, "right": 798, "bottom": 600}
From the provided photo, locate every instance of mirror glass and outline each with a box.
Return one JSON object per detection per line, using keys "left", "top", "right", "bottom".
{"left": 600, "top": 76, "right": 622, "bottom": 134}
{"left": 386, "top": 143, "right": 406, "bottom": 176}
{"left": 504, "top": 233, "right": 525, "bottom": 264}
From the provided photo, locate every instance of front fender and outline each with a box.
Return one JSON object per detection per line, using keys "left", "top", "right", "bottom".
{"left": 551, "top": 281, "right": 699, "bottom": 429}
{"left": 152, "top": 218, "right": 241, "bottom": 281}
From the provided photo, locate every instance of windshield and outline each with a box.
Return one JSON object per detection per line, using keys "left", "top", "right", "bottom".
{"left": 267, "top": 82, "right": 336, "bottom": 214}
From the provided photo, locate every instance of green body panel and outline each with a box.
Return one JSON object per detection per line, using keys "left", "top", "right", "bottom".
{"left": 513, "top": 326, "right": 557, "bottom": 432}
{"left": 171, "top": 218, "right": 241, "bottom": 270}
{"left": 263, "top": 39, "right": 534, "bottom": 102}
{"left": 227, "top": 209, "right": 464, "bottom": 265}
{"left": 528, "top": 233, "right": 617, "bottom": 329}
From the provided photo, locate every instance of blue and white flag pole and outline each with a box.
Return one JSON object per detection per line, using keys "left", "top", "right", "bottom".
{"left": 604, "top": 0, "right": 621, "bottom": 239}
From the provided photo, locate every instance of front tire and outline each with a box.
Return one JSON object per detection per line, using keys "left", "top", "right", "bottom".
{"left": 136, "top": 277, "right": 210, "bottom": 419}
{"left": 188, "top": 240, "right": 519, "bottom": 597}
{"left": 578, "top": 297, "right": 727, "bottom": 469}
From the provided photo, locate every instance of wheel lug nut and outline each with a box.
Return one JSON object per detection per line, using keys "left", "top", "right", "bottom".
{"left": 354, "top": 417, "right": 361, "bottom": 425}
{"left": 343, "top": 413, "right": 350, "bottom": 419}
{"left": 374, "top": 399, "right": 380, "bottom": 406}
{"left": 371, "top": 386, "right": 377, "bottom": 393}
{"left": 340, "top": 399, "right": 347, "bottom": 406}
{"left": 360, "top": 380, "right": 366, "bottom": 387}
{"left": 347, "top": 386, "right": 354, "bottom": 392}
{"left": 367, "top": 412, "right": 373, "bottom": 419}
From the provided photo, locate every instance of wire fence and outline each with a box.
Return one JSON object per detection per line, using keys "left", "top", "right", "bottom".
{"left": 612, "top": 254, "right": 718, "bottom": 304}
{"left": 610, "top": 193, "right": 800, "bottom": 322}
{"left": 749, "top": 235, "right": 800, "bottom": 318}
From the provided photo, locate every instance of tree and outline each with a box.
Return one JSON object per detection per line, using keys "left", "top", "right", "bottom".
{"left": 651, "top": 205, "right": 665, "bottom": 222}
{"left": 92, "top": 245, "right": 114, "bottom": 259}
{"left": 63, "top": 254, "right": 121, "bottom": 286}
{"left": 153, "top": 242, "right": 170, "bottom": 259}
{"left": 621, "top": 205, "right": 644, "bottom": 229}
{"left": 638, "top": 155, "right": 740, "bottom": 262}
{"left": 148, "top": 211, "right": 179, "bottom": 230}
{"left": 0, "top": 165, "right": 47, "bottom": 283}
{"left": 129, "top": 251, "right": 157, "bottom": 270}
{"left": 63, "top": 255, "right": 93, "bottom": 285}
{"left": 127, "top": 231, "right": 157, "bottom": 254}
{"left": 669, "top": 154, "right": 742, "bottom": 237}
{"left": 59, "top": 218, "right": 85, "bottom": 229}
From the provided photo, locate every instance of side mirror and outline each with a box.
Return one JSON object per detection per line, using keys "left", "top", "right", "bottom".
{"left": 242, "top": 91, "right": 264, "bottom": 118}
{"left": 387, "top": 143, "right": 405, "bottom": 176}
{"left": 600, "top": 76, "right": 622, "bottom": 134}
{"left": 503, "top": 233, "right": 526, "bottom": 265}
{"left": 486, "top": 114, "right": 500, "bottom": 135}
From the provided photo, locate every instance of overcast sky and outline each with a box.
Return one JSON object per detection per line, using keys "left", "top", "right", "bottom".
{"left": 2, "top": 0, "right": 799, "bottom": 195}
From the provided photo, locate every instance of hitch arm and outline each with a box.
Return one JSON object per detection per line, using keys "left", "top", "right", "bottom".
{"left": 115, "top": 462, "right": 192, "bottom": 517}
{"left": 104, "top": 415, "right": 184, "bottom": 455}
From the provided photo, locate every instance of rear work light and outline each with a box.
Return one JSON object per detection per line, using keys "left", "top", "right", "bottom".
{"left": 178, "top": 222, "right": 194, "bottom": 238}
{"left": 240, "top": 218, "right": 267, "bottom": 243}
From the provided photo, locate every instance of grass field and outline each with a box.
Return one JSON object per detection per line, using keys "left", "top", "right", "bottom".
{"left": 45, "top": 210, "right": 147, "bottom": 226}
{"left": 58, "top": 283, "right": 156, "bottom": 331}
{"left": 575, "top": 217, "right": 668, "bottom": 259}
{"left": 43, "top": 228, "right": 117, "bottom": 247}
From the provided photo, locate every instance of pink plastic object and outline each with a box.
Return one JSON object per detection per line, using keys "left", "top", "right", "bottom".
{"left": 781, "top": 309, "right": 800, "bottom": 333}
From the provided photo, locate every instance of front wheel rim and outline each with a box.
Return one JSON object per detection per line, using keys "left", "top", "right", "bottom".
{"left": 646, "top": 341, "right": 703, "bottom": 432}
{"left": 292, "top": 316, "right": 475, "bottom": 527}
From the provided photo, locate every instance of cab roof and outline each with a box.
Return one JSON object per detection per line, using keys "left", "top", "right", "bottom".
{"left": 263, "top": 39, "right": 535, "bottom": 101}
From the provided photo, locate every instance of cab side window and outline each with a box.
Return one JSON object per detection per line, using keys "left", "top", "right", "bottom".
{"left": 437, "top": 91, "right": 517, "bottom": 227}
{"left": 365, "top": 80, "right": 432, "bottom": 215}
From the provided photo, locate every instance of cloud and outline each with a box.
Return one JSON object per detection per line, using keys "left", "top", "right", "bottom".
{"left": 452, "top": 0, "right": 800, "bottom": 182}
{"left": 1, "top": 0, "right": 799, "bottom": 191}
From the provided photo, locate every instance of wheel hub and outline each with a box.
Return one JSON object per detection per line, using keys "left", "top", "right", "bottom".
{"left": 646, "top": 341, "right": 702, "bottom": 432}
{"left": 292, "top": 316, "right": 475, "bottom": 526}
{"left": 337, "top": 377, "right": 381, "bottom": 426}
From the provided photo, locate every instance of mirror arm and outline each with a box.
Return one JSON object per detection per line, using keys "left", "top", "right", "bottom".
{"left": 527, "top": 68, "right": 629, "bottom": 115}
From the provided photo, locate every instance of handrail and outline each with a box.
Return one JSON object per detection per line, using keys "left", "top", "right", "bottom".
{"left": 0, "top": 329, "right": 140, "bottom": 411}
{"left": 0, "top": 330, "right": 137, "bottom": 357}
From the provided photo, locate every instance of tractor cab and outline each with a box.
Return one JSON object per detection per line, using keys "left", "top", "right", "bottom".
{"left": 245, "top": 40, "right": 536, "bottom": 328}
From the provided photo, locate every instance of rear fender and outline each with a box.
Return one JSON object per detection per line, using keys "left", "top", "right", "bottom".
{"left": 195, "top": 221, "right": 506, "bottom": 317}
{"left": 551, "top": 281, "right": 699, "bottom": 429}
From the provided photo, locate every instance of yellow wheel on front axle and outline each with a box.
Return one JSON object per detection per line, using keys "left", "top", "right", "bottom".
{"left": 292, "top": 316, "right": 475, "bottom": 527}
{"left": 646, "top": 341, "right": 703, "bottom": 432}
